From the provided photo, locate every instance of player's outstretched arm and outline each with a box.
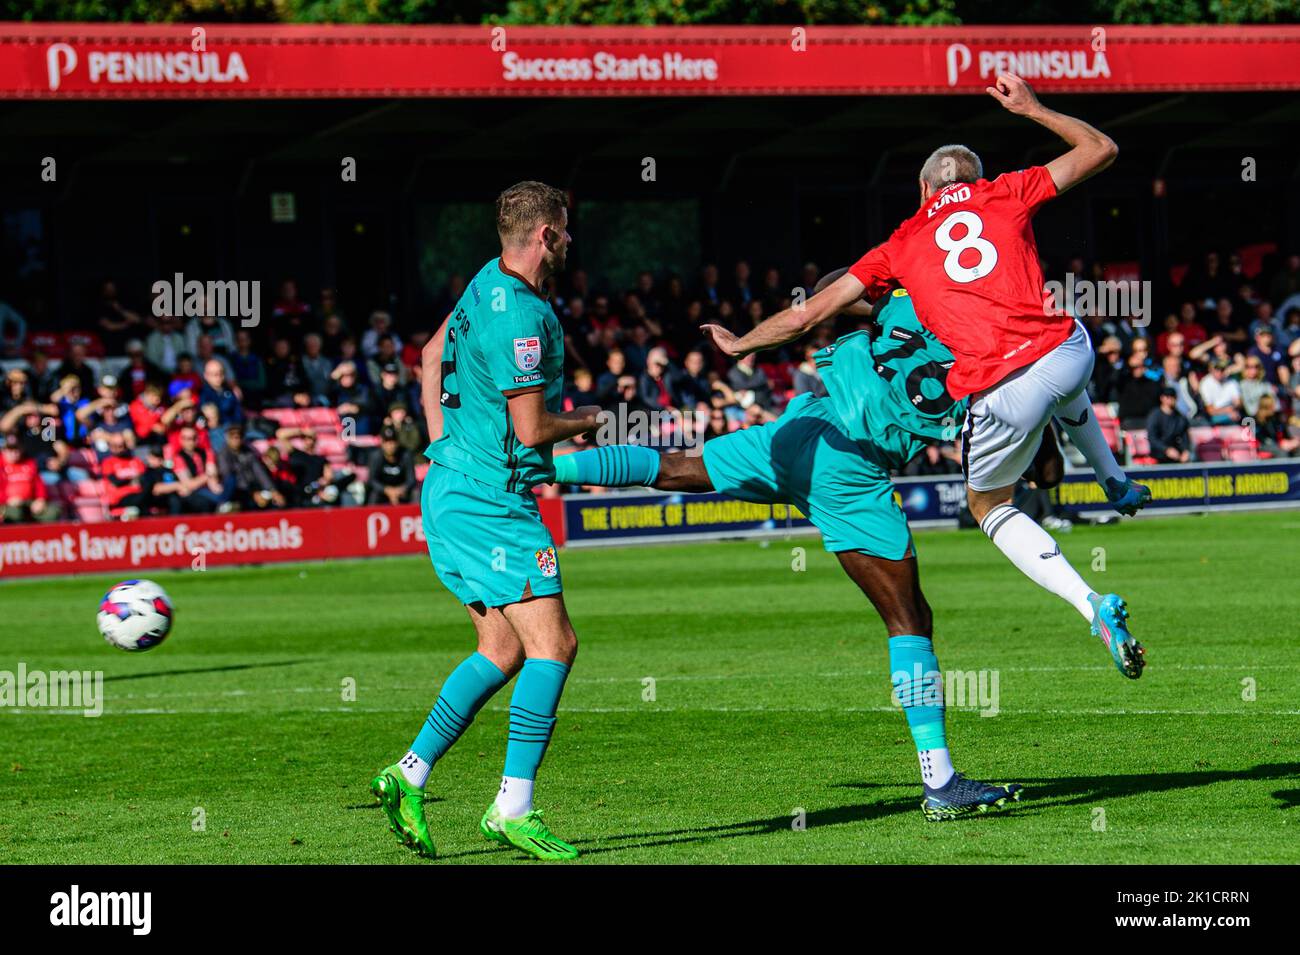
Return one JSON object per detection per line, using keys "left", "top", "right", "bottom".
{"left": 986, "top": 72, "right": 1117, "bottom": 195}
{"left": 421, "top": 314, "right": 450, "bottom": 442}
{"left": 701, "top": 271, "right": 867, "bottom": 358}
{"left": 507, "top": 388, "right": 601, "bottom": 449}
{"left": 814, "top": 267, "right": 874, "bottom": 318}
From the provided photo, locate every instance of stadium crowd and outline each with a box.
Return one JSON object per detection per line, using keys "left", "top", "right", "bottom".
{"left": 2, "top": 248, "right": 1299, "bottom": 524}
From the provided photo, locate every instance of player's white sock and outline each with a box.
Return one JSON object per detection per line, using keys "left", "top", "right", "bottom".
{"left": 496, "top": 776, "right": 534, "bottom": 818}
{"left": 920, "top": 748, "right": 955, "bottom": 789}
{"left": 398, "top": 751, "right": 431, "bottom": 789}
{"left": 980, "top": 504, "right": 1096, "bottom": 620}
{"left": 1055, "top": 393, "right": 1126, "bottom": 487}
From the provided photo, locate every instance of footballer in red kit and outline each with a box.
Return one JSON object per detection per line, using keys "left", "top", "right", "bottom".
{"left": 702, "top": 73, "right": 1150, "bottom": 683}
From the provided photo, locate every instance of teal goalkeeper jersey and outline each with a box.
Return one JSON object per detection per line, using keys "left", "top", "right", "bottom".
{"left": 814, "top": 287, "right": 968, "bottom": 471}
{"left": 426, "top": 258, "right": 565, "bottom": 494}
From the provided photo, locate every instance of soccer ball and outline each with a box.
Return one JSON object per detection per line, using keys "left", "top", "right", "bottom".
{"left": 97, "top": 579, "right": 175, "bottom": 652}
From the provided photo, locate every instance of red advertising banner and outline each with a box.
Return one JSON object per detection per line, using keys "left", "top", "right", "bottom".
{"left": 0, "top": 501, "right": 568, "bottom": 579}
{"left": 0, "top": 24, "right": 1296, "bottom": 100}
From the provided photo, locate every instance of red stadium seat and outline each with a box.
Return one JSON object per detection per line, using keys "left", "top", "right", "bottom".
{"left": 1099, "top": 420, "right": 1122, "bottom": 454}
{"left": 258, "top": 408, "right": 299, "bottom": 427}
{"left": 26, "top": 330, "right": 64, "bottom": 359}
{"left": 1124, "top": 429, "right": 1158, "bottom": 466}
{"left": 1225, "top": 439, "right": 1259, "bottom": 462}
{"left": 62, "top": 330, "right": 106, "bottom": 358}
{"left": 314, "top": 434, "right": 347, "bottom": 459}
{"left": 75, "top": 499, "right": 108, "bottom": 523}
{"left": 302, "top": 407, "right": 342, "bottom": 430}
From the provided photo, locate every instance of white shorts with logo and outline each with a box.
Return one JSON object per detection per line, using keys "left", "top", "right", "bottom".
{"left": 962, "top": 321, "right": 1094, "bottom": 492}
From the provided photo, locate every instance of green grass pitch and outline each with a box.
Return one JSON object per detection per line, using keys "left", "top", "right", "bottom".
{"left": 2, "top": 510, "right": 1297, "bottom": 864}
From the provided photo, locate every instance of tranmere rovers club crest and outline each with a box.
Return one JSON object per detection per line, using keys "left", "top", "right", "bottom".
{"left": 514, "top": 336, "right": 542, "bottom": 372}
{"left": 535, "top": 546, "right": 558, "bottom": 578}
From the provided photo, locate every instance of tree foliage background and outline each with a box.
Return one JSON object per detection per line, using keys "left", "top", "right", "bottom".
{"left": 1, "top": 0, "right": 1294, "bottom": 25}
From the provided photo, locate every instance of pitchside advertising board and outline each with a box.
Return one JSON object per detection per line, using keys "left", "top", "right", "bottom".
{"left": 1, "top": 25, "right": 1298, "bottom": 99}
{"left": 2, "top": 461, "right": 1293, "bottom": 577}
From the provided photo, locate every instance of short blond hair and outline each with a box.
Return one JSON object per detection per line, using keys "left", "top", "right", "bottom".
{"left": 496, "top": 181, "right": 567, "bottom": 248}
{"left": 919, "top": 145, "right": 983, "bottom": 189}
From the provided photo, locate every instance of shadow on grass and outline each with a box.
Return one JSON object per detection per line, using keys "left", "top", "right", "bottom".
{"left": 432, "top": 761, "right": 1300, "bottom": 861}
{"left": 101, "top": 659, "right": 320, "bottom": 683}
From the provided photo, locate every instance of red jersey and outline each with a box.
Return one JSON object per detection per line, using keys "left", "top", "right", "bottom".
{"left": 1, "top": 457, "right": 46, "bottom": 504}
{"left": 100, "top": 453, "right": 145, "bottom": 507}
{"left": 848, "top": 166, "right": 1071, "bottom": 399}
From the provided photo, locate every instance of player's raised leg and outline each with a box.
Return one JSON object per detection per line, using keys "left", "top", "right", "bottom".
{"left": 836, "top": 550, "right": 1022, "bottom": 820}
{"left": 554, "top": 445, "right": 710, "bottom": 492}
{"left": 372, "top": 602, "right": 522, "bottom": 857}
{"left": 480, "top": 592, "right": 581, "bottom": 860}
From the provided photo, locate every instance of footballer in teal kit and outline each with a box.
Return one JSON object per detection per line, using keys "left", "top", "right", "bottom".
{"left": 370, "top": 182, "right": 601, "bottom": 861}
{"left": 557, "top": 280, "right": 1024, "bottom": 820}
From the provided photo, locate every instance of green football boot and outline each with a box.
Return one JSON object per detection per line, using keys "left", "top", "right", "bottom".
{"left": 370, "top": 764, "right": 436, "bottom": 858}
{"left": 480, "top": 802, "right": 579, "bottom": 860}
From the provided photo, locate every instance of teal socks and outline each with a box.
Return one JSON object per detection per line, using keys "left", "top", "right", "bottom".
{"left": 889, "top": 635, "right": 947, "bottom": 753}
{"left": 502, "top": 658, "right": 571, "bottom": 780}
{"left": 554, "top": 445, "right": 661, "bottom": 487}
{"left": 410, "top": 651, "right": 508, "bottom": 767}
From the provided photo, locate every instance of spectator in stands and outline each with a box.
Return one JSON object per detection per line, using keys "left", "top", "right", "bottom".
{"left": 730, "top": 260, "right": 754, "bottom": 308}
{"left": 696, "top": 263, "right": 722, "bottom": 313}
{"left": 1239, "top": 356, "right": 1276, "bottom": 418}
{"left": 402, "top": 329, "right": 430, "bottom": 373}
{"left": 361, "top": 311, "right": 400, "bottom": 360}
{"left": 1269, "top": 252, "right": 1300, "bottom": 304}
{"left": 904, "top": 443, "right": 963, "bottom": 477}
{"left": 1248, "top": 326, "right": 1290, "bottom": 390}
{"left": 264, "top": 337, "right": 309, "bottom": 406}
{"left": 365, "top": 426, "right": 416, "bottom": 505}
{"left": 1116, "top": 352, "right": 1163, "bottom": 430}
{"left": 793, "top": 343, "right": 827, "bottom": 397}
{"left": 385, "top": 404, "right": 423, "bottom": 454}
{"left": 1145, "top": 387, "right": 1191, "bottom": 463}
{"left": 565, "top": 367, "right": 597, "bottom": 411}
{"left": 119, "top": 339, "right": 161, "bottom": 400}
{"left": 145, "top": 313, "right": 186, "bottom": 374}
{"left": 54, "top": 341, "right": 96, "bottom": 398}
{"left": 331, "top": 362, "right": 375, "bottom": 434}
{"left": 1254, "top": 393, "right": 1299, "bottom": 457}
{"left": 800, "top": 262, "right": 821, "bottom": 300}
{"left": 26, "top": 351, "right": 57, "bottom": 403}
{"left": 218, "top": 424, "right": 284, "bottom": 510}
{"left": 318, "top": 287, "right": 347, "bottom": 337}
{"left": 1159, "top": 354, "right": 1200, "bottom": 420}
{"left": 229, "top": 329, "right": 266, "bottom": 409}
{"left": 168, "top": 353, "right": 202, "bottom": 399}
{"left": 162, "top": 391, "right": 210, "bottom": 456}
{"left": 373, "top": 362, "right": 407, "bottom": 416}
{"left": 1174, "top": 301, "right": 1209, "bottom": 350}
{"left": 301, "top": 333, "right": 334, "bottom": 401}
{"left": 129, "top": 383, "right": 170, "bottom": 444}
{"left": 1206, "top": 296, "right": 1249, "bottom": 349}
{"left": 596, "top": 350, "right": 627, "bottom": 409}
{"left": 261, "top": 444, "right": 299, "bottom": 504}
{"left": 185, "top": 307, "right": 235, "bottom": 357}
{"left": 167, "top": 425, "right": 225, "bottom": 514}
{"left": 1090, "top": 335, "right": 1124, "bottom": 401}
{"left": 727, "top": 354, "right": 773, "bottom": 412}
{"left": 199, "top": 359, "right": 244, "bottom": 450}
{"left": 337, "top": 336, "right": 371, "bottom": 387}
{"left": 100, "top": 431, "right": 150, "bottom": 520}
{"left": 271, "top": 279, "right": 313, "bottom": 345}
{"left": 672, "top": 350, "right": 712, "bottom": 409}
{"left": 52, "top": 375, "right": 90, "bottom": 447}
{"left": 1, "top": 368, "right": 30, "bottom": 416}
{"left": 1, "top": 433, "right": 57, "bottom": 523}
{"left": 367, "top": 334, "right": 406, "bottom": 386}
{"left": 280, "top": 428, "right": 344, "bottom": 506}
{"left": 194, "top": 333, "right": 235, "bottom": 384}
{"left": 1199, "top": 358, "right": 1243, "bottom": 424}
{"left": 94, "top": 279, "right": 145, "bottom": 354}
{"left": 78, "top": 375, "right": 134, "bottom": 453}
{"left": 703, "top": 406, "right": 729, "bottom": 442}
{"left": 320, "top": 311, "right": 349, "bottom": 360}
{"left": 638, "top": 347, "right": 675, "bottom": 413}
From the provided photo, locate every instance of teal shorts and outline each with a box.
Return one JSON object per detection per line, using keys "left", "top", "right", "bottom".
{"left": 421, "top": 461, "right": 562, "bottom": 607}
{"left": 701, "top": 392, "right": 912, "bottom": 558}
